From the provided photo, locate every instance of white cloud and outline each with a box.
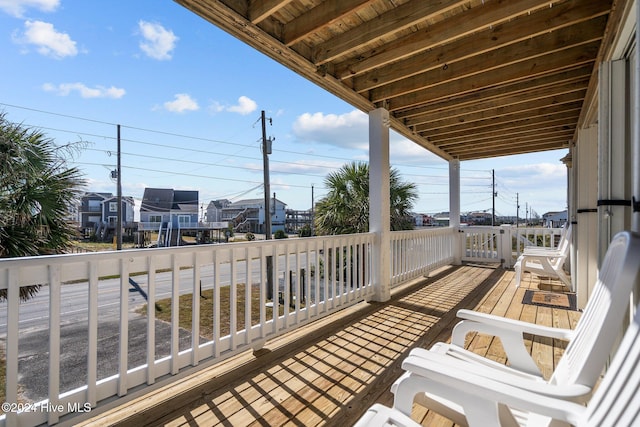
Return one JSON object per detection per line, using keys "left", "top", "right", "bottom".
{"left": 245, "top": 159, "right": 342, "bottom": 176}
{"left": 163, "top": 93, "right": 199, "bottom": 113}
{"left": 208, "top": 96, "right": 258, "bottom": 115}
{"left": 292, "top": 110, "right": 369, "bottom": 150}
{"left": 500, "top": 163, "right": 566, "bottom": 188}
{"left": 14, "top": 20, "right": 77, "bottom": 59}
{"left": 42, "top": 82, "right": 126, "bottom": 98}
{"left": 138, "top": 20, "right": 177, "bottom": 60}
{"left": 0, "top": 0, "right": 59, "bottom": 17}
{"left": 227, "top": 96, "right": 257, "bottom": 115}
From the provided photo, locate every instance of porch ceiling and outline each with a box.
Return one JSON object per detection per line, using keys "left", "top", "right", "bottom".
{"left": 175, "top": 0, "right": 618, "bottom": 161}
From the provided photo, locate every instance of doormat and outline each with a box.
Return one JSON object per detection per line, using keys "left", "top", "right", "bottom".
{"left": 522, "top": 290, "right": 577, "bottom": 311}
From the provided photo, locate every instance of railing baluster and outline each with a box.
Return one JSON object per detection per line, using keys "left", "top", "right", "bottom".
{"left": 192, "top": 252, "right": 201, "bottom": 365}
{"left": 244, "top": 247, "right": 251, "bottom": 345}
{"left": 213, "top": 250, "right": 221, "bottom": 358}
{"left": 6, "top": 268, "right": 19, "bottom": 427}
{"left": 146, "top": 256, "right": 156, "bottom": 384}
{"left": 259, "top": 246, "right": 266, "bottom": 339}
{"left": 48, "top": 265, "right": 61, "bottom": 425}
{"left": 170, "top": 254, "right": 179, "bottom": 375}
{"left": 118, "top": 258, "right": 130, "bottom": 396}
{"left": 230, "top": 248, "right": 237, "bottom": 350}
{"left": 87, "top": 261, "right": 99, "bottom": 404}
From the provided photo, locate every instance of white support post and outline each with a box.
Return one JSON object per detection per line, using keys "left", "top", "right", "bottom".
{"left": 634, "top": 0, "right": 640, "bottom": 233}
{"left": 449, "top": 159, "right": 462, "bottom": 265}
{"left": 369, "top": 108, "right": 391, "bottom": 302}
{"left": 598, "top": 60, "right": 631, "bottom": 263}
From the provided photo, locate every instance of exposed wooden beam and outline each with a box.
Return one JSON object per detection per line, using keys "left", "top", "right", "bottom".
{"left": 370, "top": 26, "right": 604, "bottom": 103}
{"left": 283, "top": 0, "right": 375, "bottom": 46}
{"left": 394, "top": 66, "right": 592, "bottom": 120}
{"left": 430, "top": 120, "right": 579, "bottom": 147}
{"left": 352, "top": 11, "right": 609, "bottom": 92}
{"left": 413, "top": 90, "right": 586, "bottom": 132}
{"left": 421, "top": 106, "right": 582, "bottom": 139}
{"left": 455, "top": 141, "right": 571, "bottom": 160}
{"left": 331, "top": 0, "right": 555, "bottom": 79}
{"left": 386, "top": 43, "right": 599, "bottom": 111}
{"left": 248, "top": 0, "right": 292, "bottom": 24}
{"left": 446, "top": 134, "right": 572, "bottom": 158}
{"left": 405, "top": 81, "right": 588, "bottom": 128}
{"left": 312, "top": 0, "right": 467, "bottom": 65}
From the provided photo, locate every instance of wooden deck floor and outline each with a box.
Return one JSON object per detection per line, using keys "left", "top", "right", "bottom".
{"left": 79, "top": 264, "right": 580, "bottom": 427}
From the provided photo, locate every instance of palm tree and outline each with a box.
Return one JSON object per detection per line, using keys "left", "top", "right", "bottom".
{"left": 314, "top": 162, "right": 417, "bottom": 235}
{"left": 0, "top": 113, "right": 85, "bottom": 300}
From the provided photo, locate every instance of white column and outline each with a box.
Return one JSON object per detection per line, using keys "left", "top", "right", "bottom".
{"left": 598, "top": 60, "right": 632, "bottom": 263}
{"left": 449, "top": 159, "right": 462, "bottom": 264}
{"left": 634, "top": 1, "right": 640, "bottom": 233}
{"left": 369, "top": 108, "right": 391, "bottom": 302}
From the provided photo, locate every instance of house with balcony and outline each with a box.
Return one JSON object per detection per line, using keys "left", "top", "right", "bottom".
{"left": 78, "top": 192, "right": 135, "bottom": 241}
{"left": 215, "top": 197, "right": 287, "bottom": 234}
{"left": 204, "top": 198, "right": 231, "bottom": 224}
{"left": 1, "top": 1, "right": 640, "bottom": 426}
{"left": 139, "top": 188, "right": 199, "bottom": 230}
{"left": 139, "top": 188, "right": 199, "bottom": 246}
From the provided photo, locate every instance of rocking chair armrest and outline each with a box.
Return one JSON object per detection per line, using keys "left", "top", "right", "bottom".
{"left": 398, "top": 354, "right": 586, "bottom": 427}
{"left": 452, "top": 309, "right": 575, "bottom": 345}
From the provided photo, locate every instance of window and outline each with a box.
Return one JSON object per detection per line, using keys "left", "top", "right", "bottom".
{"left": 109, "top": 202, "right": 118, "bottom": 212}
{"left": 149, "top": 215, "right": 162, "bottom": 223}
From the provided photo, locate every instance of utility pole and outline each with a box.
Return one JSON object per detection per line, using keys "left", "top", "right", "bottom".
{"left": 311, "top": 184, "right": 314, "bottom": 236}
{"left": 261, "top": 110, "right": 274, "bottom": 300}
{"left": 492, "top": 169, "right": 496, "bottom": 226}
{"left": 261, "top": 110, "right": 272, "bottom": 240}
{"left": 516, "top": 193, "right": 520, "bottom": 228}
{"left": 116, "top": 124, "right": 122, "bottom": 250}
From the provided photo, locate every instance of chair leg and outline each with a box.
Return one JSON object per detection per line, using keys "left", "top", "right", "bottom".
{"left": 514, "top": 260, "right": 523, "bottom": 287}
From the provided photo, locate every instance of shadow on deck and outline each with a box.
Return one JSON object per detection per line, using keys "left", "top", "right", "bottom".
{"left": 79, "top": 264, "right": 579, "bottom": 427}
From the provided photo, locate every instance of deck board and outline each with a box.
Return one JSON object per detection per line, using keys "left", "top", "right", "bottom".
{"left": 77, "top": 264, "right": 577, "bottom": 427}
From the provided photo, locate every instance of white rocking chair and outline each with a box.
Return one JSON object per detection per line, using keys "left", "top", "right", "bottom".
{"left": 390, "top": 231, "right": 640, "bottom": 426}
{"left": 514, "top": 224, "right": 573, "bottom": 288}
{"left": 521, "top": 223, "right": 571, "bottom": 255}
{"left": 356, "top": 297, "right": 640, "bottom": 427}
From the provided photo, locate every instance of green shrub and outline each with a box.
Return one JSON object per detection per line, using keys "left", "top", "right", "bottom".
{"left": 274, "top": 229, "right": 288, "bottom": 239}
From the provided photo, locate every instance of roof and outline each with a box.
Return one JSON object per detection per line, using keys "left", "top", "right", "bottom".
{"left": 141, "top": 188, "right": 174, "bottom": 212}
{"left": 82, "top": 192, "right": 114, "bottom": 200}
{"left": 175, "top": 0, "right": 622, "bottom": 161}
{"left": 141, "top": 188, "right": 199, "bottom": 212}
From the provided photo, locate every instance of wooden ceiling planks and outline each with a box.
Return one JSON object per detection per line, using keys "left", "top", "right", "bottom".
{"left": 176, "top": 0, "right": 617, "bottom": 161}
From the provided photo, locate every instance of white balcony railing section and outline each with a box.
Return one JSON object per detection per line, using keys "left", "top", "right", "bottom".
{"left": 460, "top": 225, "right": 565, "bottom": 268}
{"left": 0, "top": 226, "right": 562, "bottom": 426}
{"left": 390, "top": 227, "right": 456, "bottom": 286}
{"left": 0, "top": 234, "right": 374, "bottom": 426}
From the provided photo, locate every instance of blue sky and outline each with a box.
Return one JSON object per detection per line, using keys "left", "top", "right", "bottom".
{"left": 0, "top": 0, "right": 569, "bottom": 220}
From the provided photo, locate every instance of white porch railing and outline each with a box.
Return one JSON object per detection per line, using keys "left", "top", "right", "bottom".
{"left": 390, "top": 227, "right": 456, "bottom": 286}
{"left": 0, "top": 234, "right": 374, "bottom": 426}
{"left": 0, "top": 226, "right": 561, "bottom": 426}
{"left": 460, "top": 225, "right": 565, "bottom": 268}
